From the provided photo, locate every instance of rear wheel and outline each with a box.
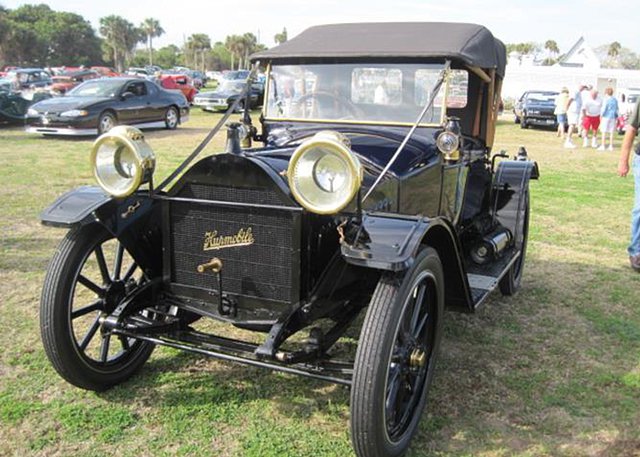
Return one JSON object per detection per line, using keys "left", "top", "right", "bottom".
{"left": 500, "top": 192, "right": 530, "bottom": 295}
{"left": 40, "top": 224, "right": 155, "bottom": 391}
{"left": 350, "top": 248, "right": 444, "bottom": 457}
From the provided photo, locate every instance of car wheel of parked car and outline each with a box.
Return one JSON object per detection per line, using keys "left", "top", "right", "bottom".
{"left": 514, "top": 115, "right": 520, "bottom": 124}
{"left": 40, "top": 224, "right": 155, "bottom": 391}
{"left": 520, "top": 117, "right": 529, "bottom": 129}
{"left": 98, "top": 112, "right": 117, "bottom": 135}
{"left": 164, "top": 106, "right": 179, "bottom": 130}
{"left": 499, "top": 192, "right": 530, "bottom": 295}
{"left": 350, "top": 247, "right": 444, "bottom": 457}
{"left": 233, "top": 100, "right": 245, "bottom": 113}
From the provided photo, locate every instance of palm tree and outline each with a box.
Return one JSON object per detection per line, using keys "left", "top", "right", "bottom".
{"left": 241, "top": 33, "right": 257, "bottom": 70}
{"left": 140, "top": 18, "right": 164, "bottom": 66}
{"left": 186, "top": 33, "right": 211, "bottom": 71}
{"left": 274, "top": 27, "right": 287, "bottom": 45}
{"left": 99, "top": 15, "right": 140, "bottom": 72}
{"left": 225, "top": 35, "right": 243, "bottom": 70}
{"left": 608, "top": 41, "right": 621, "bottom": 58}
{"left": 544, "top": 39, "right": 559, "bottom": 56}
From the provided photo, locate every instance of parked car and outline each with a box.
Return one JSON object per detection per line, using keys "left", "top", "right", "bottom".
{"left": 50, "top": 70, "right": 101, "bottom": 94}
{"left": 91, "top": 66, "right": 120, "bottom": 78}
{"left": 158, "top": 74, "right": 198, "bottom": 103}
{"left": 193, "top": 78, "right": 260, "bottom": 111}
{"left": 0, "top": 87, "right": 52, "bottom": 124}
{"left": 26, "top": 77, "right": 189, "bottom": 136}
{"left": 6, "top": 68, "right": 52, "bottom": 89}
{"left": 38, "top": 23, "right": 538, "bottom": 457}
{"left": 205, "top": 70, "right": 224, "bottom": 84}
{"left": 513, "top": 90, "right": 559, "bottom": 129}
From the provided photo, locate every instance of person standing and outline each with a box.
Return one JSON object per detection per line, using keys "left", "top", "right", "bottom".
{"left": 599, "top": 87, "right": 619, "bottom": 151}
{"left": 554, "top": 87, "right": 569, "bottom": 139}
{"left": 618, "top": 98, "right": 640, "bottom": 271}
{"left": 565, "top": 84, "right": 584, "bottom": 149}
{"left": 581, "top": 89, "right": 602, "bottom": 148}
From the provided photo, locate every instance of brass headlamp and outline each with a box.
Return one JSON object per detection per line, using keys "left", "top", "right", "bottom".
{"left": 90, "top": 126, "right": 156, "bottom": 197}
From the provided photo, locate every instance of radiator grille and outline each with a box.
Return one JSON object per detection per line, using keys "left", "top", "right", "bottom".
{"left": 169, "top": 187, "right": 298, "bottom": 303}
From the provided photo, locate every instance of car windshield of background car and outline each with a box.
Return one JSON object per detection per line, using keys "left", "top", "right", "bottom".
{"left": 527, "top": 92, "right": 557, "bottom": 104}
{"left": 219, "top": 80, "right": 245, "bottom": 93}
{"left": 265, "top": 63, "right": 467, "bottom": 125}
{"left": 68, "top": 80, "right": 126, "bottom": 97}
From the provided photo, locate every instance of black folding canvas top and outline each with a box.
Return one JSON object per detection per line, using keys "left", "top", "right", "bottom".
{"left": 251, "top": 22, "right": 506, "bottom": 77}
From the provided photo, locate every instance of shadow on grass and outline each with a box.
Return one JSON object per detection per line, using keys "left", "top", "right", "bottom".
{"left": 43, "top": 257, "right": 640, "bottom": 456}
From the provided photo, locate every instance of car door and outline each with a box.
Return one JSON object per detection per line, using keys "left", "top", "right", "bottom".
{"left": 143, "top": 81, "right": 168, "bottom": 122}
{"left": 117, "top": 81, "right": 150, "bottom": 124}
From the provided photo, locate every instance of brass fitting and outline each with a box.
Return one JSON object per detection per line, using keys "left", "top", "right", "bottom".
{"left": 197, "top": 257, "right": 223, "bottom": 274}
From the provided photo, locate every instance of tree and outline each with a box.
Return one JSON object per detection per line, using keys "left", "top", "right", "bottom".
{"left": 0, "top": 4, "right": 101, "bottom": 66}
{"left": 154, "top": 44, "right": 182, "bottom": 69}
{"left": 225, "top": 34, "right": 243, "bottom": 70}
{"left": 185, "top": 33, "right": 211, "bottom": 71}
{"left": 274, "top": 27, "right": 287, "bottom": 45}
{"left": 207, "top": 41, "right": 232, "bottom": 71}
{"left": 240, "top": 32, "right": 257, "bottom": 70}
{"left": 140, "top": 17, "right": 164, "bottom": 66}
{"left": 608, "top": 41, "right": 621, "bottom": 58}
{"left": 99, "top": 15, "right": 140, "bottom": 72}
{"left": 544, "top": 40, "right": 559, "bottom": 56}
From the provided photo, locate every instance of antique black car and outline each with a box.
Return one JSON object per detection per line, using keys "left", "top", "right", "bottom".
{"left": 39, "top": 23, "right": 537, "bottom": 457}
{"left": 26, "top": 77, "right": 189, "bottom": 136}
{"left": 513, "top": 90, "right": 559, "bottom": 129}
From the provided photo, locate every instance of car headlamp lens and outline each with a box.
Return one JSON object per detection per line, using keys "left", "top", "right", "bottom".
{"left": 90, "top": 126, "right": 156, "bottom": 197}
{"left": 288, "top": 131, "right": 362, "bottom": 215}
{"left": 61, "top": 109, "right": 88, "bottom": 117}
{"left": 436, "top": 131, "right": 460, "bottom": 154}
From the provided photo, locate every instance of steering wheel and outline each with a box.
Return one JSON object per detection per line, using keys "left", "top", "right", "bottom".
{"left": 295, "top": 91, "right": 361, "bottom": 119}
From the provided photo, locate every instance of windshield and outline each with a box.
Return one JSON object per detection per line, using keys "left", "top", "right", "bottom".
{"left": 225, "top": 71, "right": 250, "bottom": 80}
{"left": 68, "top": 79, "right": 123, "bottom": 97}
{"left": 266, "top": 63, "right": 467, "bottom": 125}
{"left": 526, "top": 92, "right": 557, "bottom": 104}
{"left": 218, "top": 80, "right": 245, "bottom": 93}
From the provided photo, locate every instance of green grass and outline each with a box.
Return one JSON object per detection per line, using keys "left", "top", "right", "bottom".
{"left": 0, "top": 113, "right": 639, "bottom": 456}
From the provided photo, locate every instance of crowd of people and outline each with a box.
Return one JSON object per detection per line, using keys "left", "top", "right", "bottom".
{"left": 554, "top": 84, "right": 620, "bottom": 150}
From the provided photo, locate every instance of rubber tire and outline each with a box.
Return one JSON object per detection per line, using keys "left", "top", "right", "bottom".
{"left": 514, "top": 115, "right": 520, "bottom": 124}
{"left": 98, "top": 111, "right": 116, "bottom": 135}
{"left": 233, "top": 100, "right": 245, "bottom": 113}
{"left": 520, "top": 117, "right": 529, "bottom": 129}
{"left": 164, "top": 106, "right": 179, "bottom": 130}
{"left": 350, "top": 248, "right": 444, "bottom": 457}
{"left": 499, "top": 192, "right": 530, "bottom": 295}
{"left": 40, "top": 224, "right": 154, "bottom": 391}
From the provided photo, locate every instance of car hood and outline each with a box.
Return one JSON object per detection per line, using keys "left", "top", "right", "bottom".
{"left": 31, "top": 96, "right": 111, "bottom": 113}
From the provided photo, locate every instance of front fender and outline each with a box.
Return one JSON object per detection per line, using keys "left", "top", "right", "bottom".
{"left": 340, "top": 213, "right": 474, "bottom": 312}
{"left": 40, "top": 186, "right": 162, "bottom": 277}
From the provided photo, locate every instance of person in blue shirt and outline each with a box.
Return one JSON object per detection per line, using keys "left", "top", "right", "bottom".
{"left": 599, "top": 87, "right": 619, "bottom": 151}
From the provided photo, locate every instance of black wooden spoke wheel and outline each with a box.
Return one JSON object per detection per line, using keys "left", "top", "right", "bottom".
{"left": 499, "top": 191, "right": 530, "bottom": 295}
{"left": 40, "top": 224, "right": 154, "bottom": 391}
{"left": 351, "top": 247, "right": 444, "bottom": 457}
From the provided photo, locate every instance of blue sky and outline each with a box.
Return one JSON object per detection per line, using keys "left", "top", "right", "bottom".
{"left": 3, "top": 0, "right": 637, "bottom": 54}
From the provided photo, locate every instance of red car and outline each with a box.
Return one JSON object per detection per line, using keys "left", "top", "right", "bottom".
{"left": 50, "top": 70, "right": 100, "bottom": 94}
{"left": 91, "top": 66, "right": 120, "bottom": 78}
{"left": 158, "top": 74, "right": 197, "bottom": 103}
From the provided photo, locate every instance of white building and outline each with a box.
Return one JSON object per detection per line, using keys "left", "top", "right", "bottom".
{"left": 502, "top": 37, "right": 640, "bottom": 101}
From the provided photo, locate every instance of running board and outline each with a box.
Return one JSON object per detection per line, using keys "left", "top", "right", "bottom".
{"left": 466, "top": 248, "right": 520, "bottom": 309}
{"left": 113, "top": 327, "right": 353, "bottom": 386}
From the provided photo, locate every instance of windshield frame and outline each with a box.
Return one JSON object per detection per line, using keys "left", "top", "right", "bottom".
{"left": 262, "top": 62, "right": 459, "bottom": 127}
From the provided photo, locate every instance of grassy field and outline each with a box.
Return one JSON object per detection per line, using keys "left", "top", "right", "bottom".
{"left": 0, "top": 110, "right": 639, "bottom": 457}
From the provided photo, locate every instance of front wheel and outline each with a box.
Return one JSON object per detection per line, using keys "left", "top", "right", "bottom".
{"left": 520, "top": 117, "right": 529, "bottom": 129}
{"left": 164, "top": 106, "right": 179, "bottom": 129}
{"left": 98, "top": 112, "right": 116, "bottom": 135}
{"left": 40, "top": 224, "right": 155, "bottom": 391}
{"left": 350, "top": 248, "right": 444, "bottom": 457}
